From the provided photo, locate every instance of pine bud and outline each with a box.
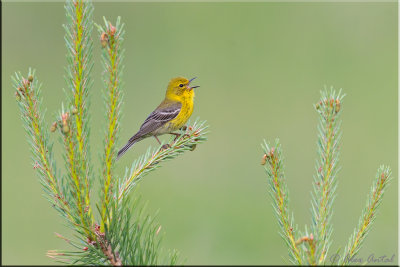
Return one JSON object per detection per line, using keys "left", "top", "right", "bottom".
{"left": 335, "top": 99, "right": 340, "bottom": 113}
{"left": 61, "top": 112, "right": 69, "bottom": 122}
{"left": 17, "top": 87, "right": 24, "bottom": 96}
{"left": 22, "top": 78, "right": 29, "bottom": 87}
{"left": 62, "top": 123, "right": 70, "bottom": 134}
{"left": 261, "top": 154, "right": 267, "bottom": 165}
{"left": 100, "top": 32, "right": 109, "bottom": 48}
{"left": 50, "top": 122, "right": 58, "bottom": 132}
{"left": 270, "top": 147, "right": 275, "bottom": 157}
{"left": 109, "top": 24, "right": 116, "bottom": 36}
{"left": 28, "top": 75, "right": 34, "bottom": 82}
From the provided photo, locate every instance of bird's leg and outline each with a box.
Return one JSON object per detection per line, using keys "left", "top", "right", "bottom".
{"left": 154, "top": 136, "right": 170, "bottom": 150}
{"left": 169, "top": 132, "right": 182, "bottom": 141}
{"left": 154, "top": 136, "right": 162, "bottom": 145}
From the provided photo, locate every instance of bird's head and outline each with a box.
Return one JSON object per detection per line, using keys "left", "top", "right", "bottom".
{"left": 166, "top": 76, "right": 199, "bottom": 100}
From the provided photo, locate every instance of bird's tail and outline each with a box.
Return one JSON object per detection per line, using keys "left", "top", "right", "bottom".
{"left": 116, "top": 137, "right": 141, "bottom": 160}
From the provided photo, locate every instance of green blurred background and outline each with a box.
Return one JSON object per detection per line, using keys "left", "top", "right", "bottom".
{"left": 2, "top": 1, "right": 397, "bottom": 265}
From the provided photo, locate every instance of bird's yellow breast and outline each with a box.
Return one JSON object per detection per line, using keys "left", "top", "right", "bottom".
{"left": 167, "top": 90, "right": 194, "bottom": 130}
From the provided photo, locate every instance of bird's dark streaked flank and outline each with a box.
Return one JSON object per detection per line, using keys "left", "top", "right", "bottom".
{"left": 117, "top": 77, "right": 199, "bottom": 160}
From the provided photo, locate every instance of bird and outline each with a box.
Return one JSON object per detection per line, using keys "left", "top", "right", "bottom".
{"left": 116, "top": 76, "right": 199, "bottom": 160}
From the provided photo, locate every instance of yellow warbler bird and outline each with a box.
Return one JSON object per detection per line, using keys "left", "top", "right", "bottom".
{"left": 117, "top": 76, "right": 199, "bottom": 159}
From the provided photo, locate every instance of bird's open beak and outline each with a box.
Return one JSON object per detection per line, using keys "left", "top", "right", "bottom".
{"left": 188, "top": 77, "right": 200, "bottom": 90}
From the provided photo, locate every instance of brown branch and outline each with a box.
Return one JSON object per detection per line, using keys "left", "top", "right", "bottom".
{"left": 94, "top": 224, "right": 122, "bottom": 266}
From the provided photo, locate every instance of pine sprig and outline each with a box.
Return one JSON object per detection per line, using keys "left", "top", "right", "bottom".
{"left": 261, "top": 88, "right": 391, "bottom": 265}
{"left": 261, "top": 140, "right": 302, "bottom": 265}
{"left": 63, "top": 0, "right": 94, "bottom": 228}
{"left": 311, "top": 88, "right": 345, "bottom": 264}
{"left": 117, "top": 120, "right": 208, "bottom": 206}
{"left": 96, "top": 16, "right": 125, "bottom": 231}
{"left": 340, "top": 166, "right": 392, "bottom": 265}
{"left": 12, "top": 70, "right": 75, "bottom": 226}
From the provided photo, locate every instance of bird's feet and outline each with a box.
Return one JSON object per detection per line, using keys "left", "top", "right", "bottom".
{"left": 161, "top": 144, "right": 171, "bottom": 150}
{"left": 170, "top": 125, "right": 191, "bottom": 141}
{"left": 170, "top": 132, "right": 182, "bottom": 141}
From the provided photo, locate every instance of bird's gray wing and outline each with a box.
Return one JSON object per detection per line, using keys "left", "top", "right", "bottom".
{"left": 129, "top": 102, "right": 182, "bottom": 142}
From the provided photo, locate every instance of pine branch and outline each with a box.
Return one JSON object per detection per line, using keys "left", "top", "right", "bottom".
{"left": 340, "top": 166, "right": 392, "bottom": 265}
{"left": 12, "top": 70, "right": 76, "bottom": 227}
{"left": 63, "top": 0, "right": 94, "bottom": 230}
{"left": 14, "top": 1, "right": 206, "bottom": 265}
{"left": 47, "top": 196, "right": 179, "bottom": 265}
{"left": 311, "top": 88, "right": 344, "bottom": 264}
{"left": 96, "top": 17, "right": 125, "bottom": 232}
{"left": 103, "top": 196, "right": 179, "bottom": 265}
{"left": 261, "top": 140, "right": 302, "bottom": 265}
{"left": 117, "top": 121, "right": 208, "bottom": 206}
{"left": 261, "top": 88, "right": 391, "bottom": 265}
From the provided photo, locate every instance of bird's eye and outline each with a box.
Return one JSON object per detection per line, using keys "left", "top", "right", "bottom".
{"left": 179, "top": 84, "right": 184, "bottom": 87}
